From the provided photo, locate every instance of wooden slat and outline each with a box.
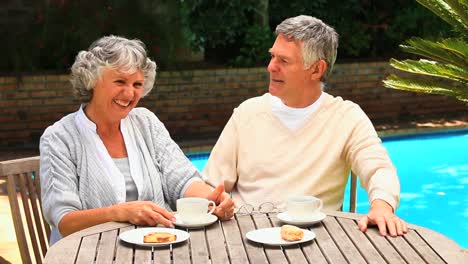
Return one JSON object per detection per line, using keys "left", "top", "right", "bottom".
{"left": 6, "top": 174, "right": 31, "bottom": 264}
{"left": 70, "top": 221, "right": 132, "bottom": 237}
{"left": 26, "top": 170, "right": 48, "bottom": 259}
{"left": 34, "top": 170, "right": 51, "bottom": 240}
{"left": 386, "top": 232, "right": 426, "bottom": 263}
{"left": 133, "top": 246, "right": 152, "bottom": 264}
{"left": 114, "top": 226, "right": 135, "bottom": 263}
{"left": 350, "top": 172, "right": 357, "bottom": 213}
{"left": 301, "top": 242, "right": 329, "bottom": 264}
{"left": 75, "top": 233, "right": 100, "bottom": 263}
{"left": 322, "top": 216, "right": 367, "bottom": 263}
{"left": 269, "top": 213, "right": 308, "bottom": 264}
{"left": 1, "top": 156, "right": 40, "bottom": 175}
{"left": 172, "top": 231, "right": 191, "bottom": 264}
{"left": 364, "top": 227, "right": 406, "bottom": 263}
{"left": 222, "top": 217, "right": 250, "bottom": 263}
{"left": 403, "top": 230, "right": 445, "bottom": 264}
{"left": 237, "top": 214, "right": 269, "bottom": 264}
{"left": 206, "top": 221, "right": 230, "bottom": 263}
{"left": 153, "top": 244, "right": 171, "bottom": 264}
{"left": 337, "top": 217, "right": 387, "bottom": 263}
{"left": 252, "top": 214, "right": 288, "bottom": 264}
{"left": 45, "top": 223, "right": 132, "bottom": 264}
{"left": 416, "top": 226, "right": 467, "bottom": 263}
{"left": 17, "top": 171, "right": 42, "bottom": 264}
{"left": 189, "top": 228, "right": 210, "bottom": 264}
{"left": 312, "top": 222, "right": 348, "bottom": 263}
{"left": 43, "top": 236, "right": 81, "bottom": 264}
{"left": 95, "top": 229, "right": 118, "bottom": 264}
{"left": 134, "top": 226, "right": 152, "bottom": 264}
{"left": 325, "top": 210, "right": 362, "bottom": 220}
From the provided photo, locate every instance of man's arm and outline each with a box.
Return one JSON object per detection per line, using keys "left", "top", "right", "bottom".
{"left": 202, "top": 113, "right": 239, "bottom": 192}
{"left": 345, "top": 107, "right": 407, "bottom": 236}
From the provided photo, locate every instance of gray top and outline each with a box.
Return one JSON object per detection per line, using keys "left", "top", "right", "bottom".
{"left": 113, "top": 157, "right": 138, "bottom": 202}
{"left": 40, "top": 107, "right": 202, "bottom": 244}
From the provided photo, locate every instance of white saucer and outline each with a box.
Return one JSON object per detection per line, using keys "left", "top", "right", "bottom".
{"left": 119, "top": 227, "right": 189, "bottom": 247}
{"left": 173, "top": 214, "right": 218, "bottom": 228}
{"left": 277, "top": 211, "right": 326, "bottom": 226}
{"left": 246, "top": 227, "right": 316, "bottom": 246}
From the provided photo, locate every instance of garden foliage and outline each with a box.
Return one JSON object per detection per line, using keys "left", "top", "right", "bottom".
{"left": 383, "top": 0, "right": 468, "bottom": 102}
{"left": 0, "top": 0, "right": 455, "bottom": 72}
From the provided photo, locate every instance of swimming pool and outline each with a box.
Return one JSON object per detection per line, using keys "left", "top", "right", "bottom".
{"left": 187, "top": 129, "right": 468, "bottom": 248}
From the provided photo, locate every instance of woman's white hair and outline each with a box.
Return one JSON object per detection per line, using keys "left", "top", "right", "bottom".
{"left": 276, "top": 15, "right": 339, "bottom": 82}
{"left": 70, "top": 35, "right": 157, "bottom": 102}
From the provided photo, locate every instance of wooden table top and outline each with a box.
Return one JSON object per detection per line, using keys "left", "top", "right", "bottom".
{"left": 44, "top": 210, "right": 466, "bottom": 263}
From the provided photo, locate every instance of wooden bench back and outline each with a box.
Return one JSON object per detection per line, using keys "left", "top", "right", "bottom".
{"left": 349, "top": 172, "right": 357, "bottom": 213}
{"left": 0, "top": 156, "right": 50, "bottom": 264}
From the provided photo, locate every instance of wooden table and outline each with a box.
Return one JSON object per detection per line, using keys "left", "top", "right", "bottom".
{"left": 44, "top": 210, "right": 466, "bottom": 263}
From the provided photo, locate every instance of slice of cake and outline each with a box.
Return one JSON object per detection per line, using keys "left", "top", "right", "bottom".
{"left": 143, "top": 232, "right": 177, "bottom": 243}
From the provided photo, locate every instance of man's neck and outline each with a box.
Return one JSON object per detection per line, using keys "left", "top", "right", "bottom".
{"left": 283, "top": 91, "right": 322, "bottom": 108}
{"left": 282, "top": 82, "right": 323, "bottom": 108}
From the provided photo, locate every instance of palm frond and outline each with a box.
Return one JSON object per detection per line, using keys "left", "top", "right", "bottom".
{"left": 445, "top": 0, "right": 468, "bottom": 26}
{"left": 385, "top": 0, "right": 467, "bottom": 103}
{"left": 400, "top": 38, "right": 468, "bottom": 69}
{"left": 389, "top": 59, "right": 468, "bottom": 82}
{"left": 383, "top": 75, "right": 468, "bottom": 102}
{"left": 416, "top": 0, "right": 468, "bottom": 34}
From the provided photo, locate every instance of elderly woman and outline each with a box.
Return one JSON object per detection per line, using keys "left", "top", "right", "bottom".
{"left": 40, "top": 35, "right": 234, "bottom": 244}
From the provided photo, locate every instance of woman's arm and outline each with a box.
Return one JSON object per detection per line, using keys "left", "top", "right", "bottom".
{"left": 58, "top": 201, "right": 176, "bottom": 237}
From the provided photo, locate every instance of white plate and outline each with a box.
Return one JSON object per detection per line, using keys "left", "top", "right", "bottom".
{"left": 277, "top": 211, "right": 326, "bottom": 226}
{"left": 119, "top": 227, "right": 189, "bottom": 247}
{"left": 246, "top": 227, "right": 316, "bottom": 246}
{"left": 173, "top": 214, "right": 218, "bottom": 228}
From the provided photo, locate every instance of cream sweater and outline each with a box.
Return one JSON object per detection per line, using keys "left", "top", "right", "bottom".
{"left": 203, "top": 93, "right": 400, "bottom": 211}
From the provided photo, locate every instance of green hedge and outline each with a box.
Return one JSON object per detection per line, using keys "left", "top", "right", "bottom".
{"left": 1, "top": 0, "right": 452, "bottom": 72}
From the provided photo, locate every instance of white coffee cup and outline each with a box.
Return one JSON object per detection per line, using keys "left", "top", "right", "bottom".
{"left": 177, "top": 197, "right": 216, "bottom": 224}
{"left": 287, "top": 196, "right": 323, "bottom": 221}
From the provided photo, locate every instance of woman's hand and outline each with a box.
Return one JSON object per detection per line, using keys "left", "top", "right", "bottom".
{"left": 207, "top": 184, "right": 235, "bottom": 221}
{"left": 114, "top": 201, "right": 176, "bottom": 227}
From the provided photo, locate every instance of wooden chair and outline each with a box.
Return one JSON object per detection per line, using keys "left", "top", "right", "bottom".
{"left": 0, "top": 156, "right": 50, "bottom": 264}
{"left": 349, "top": 171, "right": 358, "bottom": 213}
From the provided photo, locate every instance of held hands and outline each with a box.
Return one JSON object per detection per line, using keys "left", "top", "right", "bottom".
{"left": 358, "top": 199, "right": 408, "bottom": 237}
{"left": 114, "top": 201, "right": 176, "bottom": 228}
{"left": 207, "top": 184, "right": 235, "bottom": 220}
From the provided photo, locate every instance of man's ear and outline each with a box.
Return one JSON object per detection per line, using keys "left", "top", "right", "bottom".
{"left": 310, "top": 59, "right": 327, "bottom": 81}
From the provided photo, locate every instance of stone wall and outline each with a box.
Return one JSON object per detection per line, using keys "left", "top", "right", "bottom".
{"left": 0, "top": 62, "right": 466, "bottom": 149}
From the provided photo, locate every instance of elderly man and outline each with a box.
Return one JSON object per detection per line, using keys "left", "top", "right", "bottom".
{"left": 203, "top": 15, "right": 407, "bottom": 237}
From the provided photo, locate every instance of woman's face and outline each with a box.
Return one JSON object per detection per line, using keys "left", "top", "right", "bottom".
{"left": 88, "top": 67, "right": 144, "bottom": 123}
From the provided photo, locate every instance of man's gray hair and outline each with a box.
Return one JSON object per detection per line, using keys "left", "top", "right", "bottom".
{"left": 276, "top": 15, "right": 338, "bottom": 82}
{"left": 70, "top": 35, "right": 157, "bottom": 103}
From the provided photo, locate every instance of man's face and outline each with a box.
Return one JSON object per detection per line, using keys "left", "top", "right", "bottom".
{"left": 267, "top": 34, "right": 314, "bottom": 107}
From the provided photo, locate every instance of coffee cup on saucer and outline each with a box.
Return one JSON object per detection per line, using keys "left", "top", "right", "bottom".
{"left": 287, "top": 196, "right": 323, "bottom": 221}
{"left": 176, "top": 197, "right": 216, "bottom": 224}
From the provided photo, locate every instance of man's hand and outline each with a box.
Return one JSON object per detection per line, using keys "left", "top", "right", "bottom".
{"left": 358, "top": 199, "right": 408, "bottom": 237}
{"left": 207, "top": 184, "right": 235, "bottom": 220}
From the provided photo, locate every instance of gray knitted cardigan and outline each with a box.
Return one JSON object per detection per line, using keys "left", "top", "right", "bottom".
{"left": 40, "top": 107, "right": 201, "bottom": 244}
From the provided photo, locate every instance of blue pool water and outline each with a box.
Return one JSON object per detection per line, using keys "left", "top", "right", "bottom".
{"left": 187, "top": 129, "right": 468, "bottom": 248}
